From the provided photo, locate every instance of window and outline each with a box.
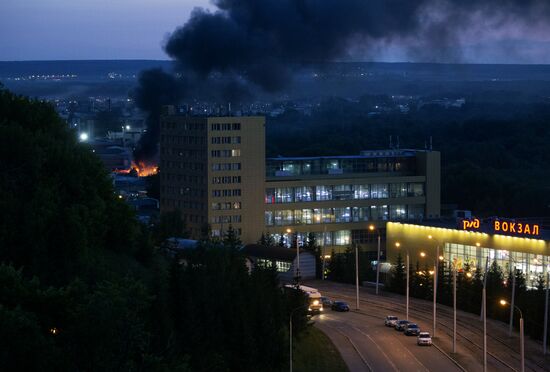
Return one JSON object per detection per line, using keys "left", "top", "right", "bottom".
{"left": 408, "top": 183, "right": 425, "bottom": 197}
{"left": 370, "top": 205, "right": 389, "bottom": 220}
{"left": 371, "top": 184, "right": 389, "bottom": 198}
{"left": 265, "top": 211, "right": 274, "bottom": 226}
{"left": 232, "top": 123, "right": 241, "bottom": 130}
{"left": 265, "top": 188, "right": 276, "bottom": 204}
{"left": 334, "top": 207, "right": 351, "bottom": 223}
{"left": 275, "top": 187, "right": 294, "bottom": 203}
{"left": 353, "top": 185, "right": 370, "bottom": 199}
{"left": 390, "top": 183, "right": 407, "bottom": 198}
{"left": 295, "top": 186, "right": 314, "bottom": 202}
{"left": 231, "top": 149, "right": 241, "bottom": 157}
{"left": 316, "top": 185, "right": 332, "bottom": 201}
{"left": 352, "top": 207, "right": 370, "bottom": 222}
{"left": 334, "top": 230, "right": 351, "bottom": 245}
{"left": 390, "top": 205, "right": 407, "bottom": 220}
{"left": 333, "top": 185, "right": 353, "bottom": 200}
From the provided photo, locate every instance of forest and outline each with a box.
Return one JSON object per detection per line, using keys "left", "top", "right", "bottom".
{"left": 267, "top": 96, "right": 550, "bottom": 217}
{"left": 0, "top": 87, "right": 308, "bottom": 371}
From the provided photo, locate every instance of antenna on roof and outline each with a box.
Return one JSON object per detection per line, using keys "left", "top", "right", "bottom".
{"left": 389, "top": 135, "right": 393, "bottom": 149}
{"left": 430, "top": 136, "right": 433, "bottom": 151}
{"left": 228, "top": 102, "right": 232, "bottom": 115}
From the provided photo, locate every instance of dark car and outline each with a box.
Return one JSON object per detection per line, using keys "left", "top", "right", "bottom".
{"left": 404, "top": 323, "right": 420, "bottom": 336}
{"left": 320, "top": 296, "right": 332, "bottom": 307}
{"left": 331, "top": 301, "right": 350, "bottom": 312}
{"left": 395, "top": 320, "right": 410, "bottom": 331}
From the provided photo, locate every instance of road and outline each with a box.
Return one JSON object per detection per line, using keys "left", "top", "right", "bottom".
{"left": 309, "top": 280, "right": 550, "bottom": 372}
{"left": 316, "top": 310, "right": 462, "bottom": 372}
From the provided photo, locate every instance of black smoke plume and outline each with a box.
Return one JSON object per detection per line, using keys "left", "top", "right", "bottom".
{"left": 164, "top": 0, "right": 550, "bottom": 90}
{"left": 133, "top": 68, "right": 184, "bottom": 164}
{"left": 134, "top": 0, "right": 550, "bottom": 162}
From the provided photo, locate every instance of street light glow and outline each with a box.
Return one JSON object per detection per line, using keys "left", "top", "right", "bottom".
{"left": 79, "top": 132, "right": 89, "bottom": 141}
{"left": 500, "top": 299, "right": 508, "bottom": 306}
{"left": 420, "top": 252, "right": 426, "bottom": 257}
{"left": 395, "top": 242, "right": 400, "bottom": 247}
{"left": 369, "top": 225, "right": 375, "bottom": 231}
{"left": 439, "top": 255, "right": 444, "bottom": 261}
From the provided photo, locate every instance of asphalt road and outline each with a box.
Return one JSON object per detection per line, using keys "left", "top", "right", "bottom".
{"left": 309, "top": 280, "right": 550, "bottom": 372}
{"left": 316, "top": 309, "right": 462, "bottom": 372}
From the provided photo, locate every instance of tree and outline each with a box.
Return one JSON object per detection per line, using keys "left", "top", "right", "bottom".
{"left": 223, "top": 225, "right": 242, "bottom": 249}
{"left": 390, "top": 252, "right": 406, "bottom": 294}
{"left": 153, "top": 209, "right": 188, "bottom": 244}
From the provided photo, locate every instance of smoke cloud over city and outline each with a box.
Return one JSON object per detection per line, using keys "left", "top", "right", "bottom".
{"left": 134, "top": 0, "right": 550, "bottom": 163}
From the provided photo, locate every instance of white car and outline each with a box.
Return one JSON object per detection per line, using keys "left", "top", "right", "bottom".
{"left": 384, "top": 315, "right": 398, "bottom": 327}
{"left": 417, "top": 332, "right": 432, "bottom": 346}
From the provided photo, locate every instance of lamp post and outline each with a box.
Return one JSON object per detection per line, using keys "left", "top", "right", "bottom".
{"left": 355, "top": 243, "right": 360, "bottom": 310}
{"left": 289, "top": 305, "right": 308, "bottom": 372}
{"left": 544, "top": 258, "right": 549, "bottom": 354}
{"left": 437, "top": 255, "right": 458, "bottom": 354}
{"left": 321, "top": 224, "right": 327, "bottom": 280}
{"left": 287, "top": 228, "right": 300, "bottom": 283}
{"left": 500, "top": 300, "right": 525, "bottom": 372}
{"left": 427, "top": 235, "right": 440, "bottom": 338}
{"left": 369, "top": 224, "right": 382, "bottom": 295}
{"left": 396, "top": 242, "right": 409, "bottom": 320}
{"left": 504, "top": 253, "right": 520, "bottom": 337}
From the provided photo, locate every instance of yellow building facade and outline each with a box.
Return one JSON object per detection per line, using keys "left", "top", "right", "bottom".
{"left": 386, "top": 221, "right": 550, "bottom": 286}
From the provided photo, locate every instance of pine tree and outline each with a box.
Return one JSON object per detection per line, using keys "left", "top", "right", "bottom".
{"left": 223, "top": 225, "right": 242, "bottom": 250}
{"left": 390, "top": 252, "right": 406, "bottom": 294}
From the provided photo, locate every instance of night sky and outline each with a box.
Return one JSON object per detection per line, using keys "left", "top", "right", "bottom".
{"left": 2, "top": 0, "right": 550, "bottom": 63}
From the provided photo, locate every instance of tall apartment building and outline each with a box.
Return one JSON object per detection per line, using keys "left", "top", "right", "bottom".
{"left": 160, "top": 111, "right": 440, "bottom": 251}
{"left": 160, "top": 110, "right": 265, "bottom": 242}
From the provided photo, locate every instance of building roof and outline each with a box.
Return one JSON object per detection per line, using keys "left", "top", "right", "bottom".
{"left": 266, "top": 149, "right": 425, "bottom": 162}
{"left": 242, "top": 244, "right": 311, "bottom": 262}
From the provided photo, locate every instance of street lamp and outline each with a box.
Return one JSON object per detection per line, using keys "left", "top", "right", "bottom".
{"left": 395, "top": 241, "right": 409, "bottom": 320}
{"left": 427, "top": 235, "right": 440, "bottom": 338}
{"left": 355, "top": 242, "right": 360, "bottom": 310}
{"left": 439, "top": 255, "right": 458, "bottom": 354}
{"left": 500, "top": 299, "right": 525, "bottom": 372}
{"left": 503, "top": 253, "right": 520, "bottom": 337}
{"left": 287, "top": 228, "right": 300, "bottom": 282}
{"left": 369, "top": 224, "right": 382, "bottom": 295}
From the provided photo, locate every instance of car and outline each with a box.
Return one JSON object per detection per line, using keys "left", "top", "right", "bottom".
{"left": 331, "top": 301, "right": 350, "bottom": 312}
{"left": 395, "top": 320, "right": 410, "bottom": 331}
{"left": 417, "top": 332, "right": 432, "bottom": 346}
{"left": 404, "top": 323, "right": 421, "bottom": 336}
{"left": 320, "top": 297, "right": 332, "bottom": 307}
{"left": 384, "top": 315, "right": 399, "bottom": 327}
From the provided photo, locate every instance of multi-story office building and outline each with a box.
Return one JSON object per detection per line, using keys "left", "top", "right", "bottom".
{"left": 160, "top": 111, "right": 440, "bottom": 251}
{"left": 160, "top": 110, "right": 265, "bottom": 241}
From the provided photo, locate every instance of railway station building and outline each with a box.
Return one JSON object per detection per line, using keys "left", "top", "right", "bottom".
{"left": 386, "top": 219, "right": 550, "bottom": 287}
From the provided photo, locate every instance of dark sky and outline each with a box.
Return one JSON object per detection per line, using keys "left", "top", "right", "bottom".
{"left": 2, "top": 0, "right": 550, "bottom": 63}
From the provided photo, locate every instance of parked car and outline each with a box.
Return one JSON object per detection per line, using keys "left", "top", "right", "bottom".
{"left": 417, "top": 332, "right": 432, "bottom": 346}
{"left": 404, "top": 323, "right": 421, "bottom": 336}
{"left": 395, "top": 320, "right": 410, "bottom": 331}
{"left": 331, "top": 301, "right": 350, "bottom": 312}
{"left": 320, "top": 297, "right": 332, "bottom": 307}
{"left": 384, "top": 315, "right": 399, "bottom": 327}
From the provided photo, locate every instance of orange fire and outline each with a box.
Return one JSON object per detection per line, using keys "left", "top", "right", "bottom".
{"left": 115, "top": 161, "right": 158, "bottom": 177}
{"left": 131, "top": 161, "right": 158, "bottom": 177}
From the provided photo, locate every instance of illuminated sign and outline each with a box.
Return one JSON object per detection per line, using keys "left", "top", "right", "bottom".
{"left": 493, "top": 220, "right": 539, "bottom": 236}
{"left": 460, "top": 218, "right": 540, "bottom": 237}
{"left": 461, "top": 218, "right": 481, "bottom": 230}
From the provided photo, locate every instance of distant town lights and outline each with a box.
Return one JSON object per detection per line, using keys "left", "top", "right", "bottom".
{"left": 125, "top": 125, "right": 131, "bottom": 130}
{"left": 79, "top": 132, "right": 89, "bottom": 141}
